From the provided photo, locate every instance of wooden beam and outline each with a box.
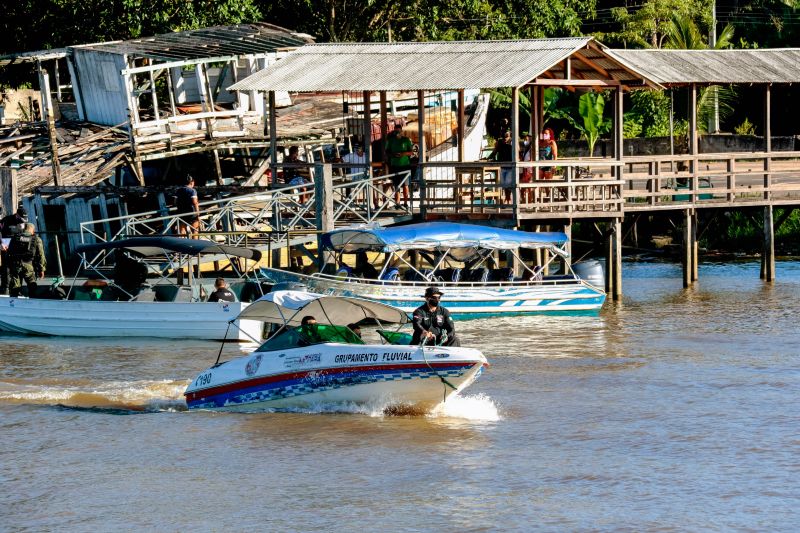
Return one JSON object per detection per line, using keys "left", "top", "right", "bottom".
{"left": 457, "top": 89, "right": 465, "bottom": 162}
{"left": 37, "top": 65, "right": 61, "bottom": 186}
{"left": 533, "top": 79, "right": 620, "bottom": 87}
{"left": 572, "top": 52, "right": 610, "bottom": 78}
{"left": 269, "top": 91, "right": 278, "bottom": 187}
{"left": 363, "top": 90, "right": 373, "bottom": 180}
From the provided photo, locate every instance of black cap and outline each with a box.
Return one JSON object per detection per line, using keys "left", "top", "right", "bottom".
{"left": 424, "top": 286, "right": 443, "bottom": 298}
{"left": 17, "top": 207, "right": 27, "bottom": 217}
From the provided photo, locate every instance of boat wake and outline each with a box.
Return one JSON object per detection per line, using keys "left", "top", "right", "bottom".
{"left": 0, "top": 378, "right": 190, "bottom": 413}
{"left": 0, "top": 378, "right": 501, "bottom": 421}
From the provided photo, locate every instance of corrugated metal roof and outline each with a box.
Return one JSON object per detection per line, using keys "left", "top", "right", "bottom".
{"left": 608, "top": 49, "right": 800, "bottom": 85}
{"left": 0, "top": 48, "right": 67, "bottom": 67}
{"left": 229, "top": 38, "right": 606, "bottom": 91}
{"left": 70, "top": 23, "right": 312, "bottom": 62}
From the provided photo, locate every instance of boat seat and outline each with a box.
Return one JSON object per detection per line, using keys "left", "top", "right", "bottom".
{"left": 438, "top": 268, "right": 462, "bottom": 283}
{"left": 492, "top": 267, "right": 515, "bottom": 282}
{"left": 131, "top": 288, "right": 157, "bottom": 301}
{"left": 380, "top": 267, "right": 400, "bottom": 281}
{"left": 172, "top": 287, "right": 194, "bottom": 302}
{"left": 377, "top": 330, "right": 413, "bottom": 345}
{"left": 463, "top": 267, "right": 490, "bottom": 282}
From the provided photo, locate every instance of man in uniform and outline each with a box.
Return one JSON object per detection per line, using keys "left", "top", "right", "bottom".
{"left": 7, "top": 223, "right": 46, "bottom": 297}
{"left": 207, "top": 277, "right": 236, "bottom": 302}
{"left": 0, "top": 206, "right": 28, "bottom": 294}
{"left": 411, "top": 286, "right": 459, "bottom": 347}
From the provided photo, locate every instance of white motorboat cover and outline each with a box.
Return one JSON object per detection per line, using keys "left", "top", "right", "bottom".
{"left": 235, "top": 290, "right": 408, "bottom": 326}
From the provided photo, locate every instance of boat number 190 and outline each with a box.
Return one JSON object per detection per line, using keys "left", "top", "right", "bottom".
{"left": 195, "top": 372, "right": 213, "bottom": 386}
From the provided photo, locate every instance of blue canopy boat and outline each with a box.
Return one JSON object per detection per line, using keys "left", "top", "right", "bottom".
{"left": 262, "top": 222, "right": 605, "bottom": 317}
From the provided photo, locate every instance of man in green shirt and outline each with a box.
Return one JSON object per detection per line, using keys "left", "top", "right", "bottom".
{"left": 385, "top": 124, "right": 414, "bottom": 206}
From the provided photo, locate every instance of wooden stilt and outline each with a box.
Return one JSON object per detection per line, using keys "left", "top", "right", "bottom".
{"left": 691, "top": 210, "right": 699, "bottom": 282}
{"left": 605, "top": 223, "right": 614, "bottom": 295}
{"left": 762, "top": 205, "right": 775, "bottom": 281}
{"left": 563, "top": 222, "right": 572, "bottom": 271}
{"left": 612, "top": 217, "right": 622, "bottom": 299}
{"left": 683, "top": 209, "right": 693, "bottom": 288}
{"left": 315, "top": 163, "right": 334, "bottom": 271}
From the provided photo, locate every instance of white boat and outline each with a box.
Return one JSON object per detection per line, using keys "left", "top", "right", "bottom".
{"left": 0, "top": 236, "right": 267, "bottom": 340}
{"left": 262, "top": 222, "right": 606, "bottom": 317}
{"left": 184, "top": 290, "right": 487, "bottom": 412}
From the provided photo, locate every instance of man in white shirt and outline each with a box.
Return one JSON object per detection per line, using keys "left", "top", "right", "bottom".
{"left": 342, "top": 144, "right": 367, "bottom": 181}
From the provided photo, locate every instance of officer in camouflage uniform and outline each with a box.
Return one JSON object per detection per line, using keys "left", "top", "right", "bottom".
{"left": 7, "top": 223, "right": 46, "bottom": 297}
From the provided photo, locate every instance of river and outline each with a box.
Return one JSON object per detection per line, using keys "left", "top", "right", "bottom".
{"left": 1, "top": 261, "right": 799, "bottom": 531}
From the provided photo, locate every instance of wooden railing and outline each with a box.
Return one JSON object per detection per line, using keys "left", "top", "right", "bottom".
{"left": 417, "top": 152, "right": 800, "bottom": 219}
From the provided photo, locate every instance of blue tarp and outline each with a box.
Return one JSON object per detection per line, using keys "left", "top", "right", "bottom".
{"left": 322, "top": 222, "right": 569, "bottom": 253}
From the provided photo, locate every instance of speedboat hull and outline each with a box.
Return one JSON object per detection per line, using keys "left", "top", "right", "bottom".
{"left": 185, "top": 343, "right": 486, "bottom": 412}
{"left": 263, "top": 268, "right": 605, "bottom": 317}
{"left": 0, "top": 296, "right": 262, "bottom": 341}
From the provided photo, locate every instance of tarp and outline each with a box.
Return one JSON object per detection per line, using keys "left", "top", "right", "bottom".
{"left": 236, "top": 290, "right": 409, "bottom": 326}
{"left": 75, "top": 236, "right": 262, "bottom": 261}
{"left": 322, "top": 222, "right": 569, "bottom": 253}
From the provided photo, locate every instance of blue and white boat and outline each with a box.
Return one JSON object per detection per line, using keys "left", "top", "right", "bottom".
{"left": 262, "top": 222, "right": 605, "bottom": 317}
{"left": 185, "top": 290, "right": 487, "bottom": 412}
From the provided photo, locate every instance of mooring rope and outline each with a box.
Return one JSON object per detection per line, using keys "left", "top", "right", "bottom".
{"left": 419, "top": 336, "right": 458, "bottom": 402}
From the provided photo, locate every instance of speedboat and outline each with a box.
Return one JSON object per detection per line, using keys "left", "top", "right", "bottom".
{"left": 0, "top": 236, "right": 268, "bottom": 340}
{"left": 184, "top": 290, "right": 487, "bottom": 412}
{"left": 261, "top": 222, "right": 606, "bottom": 317}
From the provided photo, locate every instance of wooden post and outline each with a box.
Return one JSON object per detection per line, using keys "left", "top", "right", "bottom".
{"left": 1, "top": 168, "right": 18, "bottom": 217}
{"left": 604, "top": 222, "right": 614, "bottom": 295}
{"left": 37, "top": 66, "right": 61, "bottom": 186}
{"left": 691, "top": 210, "right": 698, "bottom": 282}
{"left": 269, "top": 91, "right": 278, "bottom": 187}
{"left": 511, "top": 86, "right": 520, "bottom": 216}
{"left": 380, "top": 91, "right": 388, "bottom": 164}
{"left": 761, "top": 205, "right": 775, "bottom": 281}
{"left": 417, "top": 90, "right": 426, "bottom": 199}
{"left": 564, "top": 222, "right": 572, "bottom": 271}
{"left": 54, "top": 60, "right": 62, "bottom": 101}
{"left": 683, "top": 209, "right": 693, "bottom": 288}
{"left": 612, "top": 218, "right": 622, "bottom": 299}
{"left": 362, "top": 91, "right": 373, "bottom": 180}
{"left": 688, "top": 84, "right": 698, "bottom": 200}
{"left": 457, "top": 89, "right": 465, "bottom": 162}
{"left": 315, "top": 163, "right": 334, "bottom": 270}
{"left": 122, "top": 56, "right": 145, "bottom": 185}
{"left": 764, "top": 84, "right": 771, "bottom": 201}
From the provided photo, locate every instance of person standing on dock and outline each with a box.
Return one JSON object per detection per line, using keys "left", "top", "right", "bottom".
{"left": 7, "top": 223, "right": 46, "bottom": 297}
{"left": 0, "top": 206, "right": 28, "bottom": 294}
{"left": 176, "top": 175, "right": 200, "bottom": 238}
{"left": 489, "top": 130, "right": 514, "bottom": 204}
{"left": 386, "top": 124, "right": 413, "bottom": 207}
{"left": 411, "top": 286, "right": 459, "bottom": 347}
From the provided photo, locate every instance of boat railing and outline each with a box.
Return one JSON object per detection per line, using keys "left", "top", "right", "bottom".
{"left": 305, "top": 271, "right": 587, "bottom": 289}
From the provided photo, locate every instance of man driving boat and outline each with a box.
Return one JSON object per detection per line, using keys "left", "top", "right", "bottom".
{"left": 411, "top": 286, "right": 459, "bottom": 347}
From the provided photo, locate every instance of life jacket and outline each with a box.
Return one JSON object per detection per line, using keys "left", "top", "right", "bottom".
{"left": 8, "top": 234, "right": 36, "bottom": 262}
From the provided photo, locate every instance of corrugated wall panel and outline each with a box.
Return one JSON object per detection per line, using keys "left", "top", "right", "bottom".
{"left": 73, "top": 49, "right": 129, "bottom": 126}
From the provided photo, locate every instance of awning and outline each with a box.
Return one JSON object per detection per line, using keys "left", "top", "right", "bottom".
{"left": 322, "top": 222, "right": 569, "bottom": 254}
{"left": 236, "top": 290, "right": 409, "bottom": 326}
{"left": 75, "top": 236, "right": 262, "bottom": 261}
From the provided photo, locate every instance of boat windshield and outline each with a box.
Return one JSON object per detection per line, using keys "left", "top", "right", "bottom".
{"left": 256, "top": 324, "right": 365, "bottom": 352}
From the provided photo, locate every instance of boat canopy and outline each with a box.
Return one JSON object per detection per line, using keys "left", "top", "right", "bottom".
{"left": 322, "top": 222, "right": 569, "bottom": 254}
{"left": 75, "top": 236, "right": 262, "bottom": 261}
{"left": 236, "top": 290, "right": 409, "bottom": 326}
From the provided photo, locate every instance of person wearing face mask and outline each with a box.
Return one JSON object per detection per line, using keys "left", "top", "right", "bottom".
{"left": 411, "top": 287, "right": 459, "bottom": 347}
{"left": 538, "top": 127, "right": 558, "bottom": 180}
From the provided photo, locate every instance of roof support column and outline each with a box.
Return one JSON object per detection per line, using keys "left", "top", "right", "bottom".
{"left": 37, "top": 65, "right": 61, "bottom": 186}
{"left": 688, "top": 84, "right": 698, "bottom": 202}
{"left": 457, "top": 89, "right": 465, "bottom": 162}
{"left": 363, "top": 91, "right": 373, "bottom": 180}
{"left": 511, "top": 86, "right": 520, "bottom": 217}
{"left": 764, "top": 84, "right": 772, "bottom": 201}
{"left": 417, "top": 90, "right": 426, "bottom": 212}
{"left": 268, "top": 91, "right": 278, "bottom": 187}
{"left": 380, "top": 91, "right": 388, "bottom": 166}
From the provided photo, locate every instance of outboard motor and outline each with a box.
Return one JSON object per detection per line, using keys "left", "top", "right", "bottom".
{"left": 572, "top": 260, "right": 605, "bottom": 289}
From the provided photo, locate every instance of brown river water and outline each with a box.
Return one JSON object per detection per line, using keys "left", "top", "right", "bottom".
{"left": 1, "top": 261, "right": 799, "bottom": 531}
